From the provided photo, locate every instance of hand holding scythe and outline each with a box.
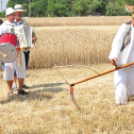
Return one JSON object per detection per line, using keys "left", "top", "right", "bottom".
{"left": 111, "top": 57, "right": 117, "bottom": 68}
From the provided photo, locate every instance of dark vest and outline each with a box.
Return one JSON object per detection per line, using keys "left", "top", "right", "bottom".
{"left": 121, "top": 21, "right": 131, "bottom": 51}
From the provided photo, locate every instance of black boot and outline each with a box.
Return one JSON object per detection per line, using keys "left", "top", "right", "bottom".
{"left": 18, "top": 90, "right": 29, "bottom": 95}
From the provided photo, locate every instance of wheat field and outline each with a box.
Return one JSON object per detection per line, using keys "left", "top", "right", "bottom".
{"left": 29, "top": 26, "right": 118, "bottom": 68}
{"left": 2, "top": 16, "right": 131, "bottom": 26}
{"left": 1, "top": 17, "right": 134, "bottom": 133}
{"left": 1, "top": 16, "right": 132, "bottom": 26}
{"left": 28, "top": 16, "right": 131, "bottom": 27}
{"left": 1, "top": 17, "right": 130, "bottom": 68}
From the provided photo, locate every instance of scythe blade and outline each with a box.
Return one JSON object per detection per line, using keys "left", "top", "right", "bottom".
{"left": 70, "top": 86, "right": 81, "bottom": 111}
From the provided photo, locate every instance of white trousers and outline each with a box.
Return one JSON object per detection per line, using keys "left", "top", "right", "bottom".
{"left": 114, "top": 65, "right": 134, "bottom": 104}
{"left": 4, "top": 52, "right": 26, "bottom": 81}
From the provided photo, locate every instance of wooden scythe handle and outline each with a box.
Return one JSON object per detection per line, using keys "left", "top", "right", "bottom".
{"left": 71, "top": 61, "right": 134, "bottom": 86}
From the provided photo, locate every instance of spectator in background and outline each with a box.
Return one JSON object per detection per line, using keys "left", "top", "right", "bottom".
{"left": 0, "top": 19, "right": 4, "bottom": 77}
{"left": 0, "top": 19, "right": 3, "bottom": 24}
{"left": 0, "top": 7, "right": 28, "bottom": 97}
{"left": 12, "top": 4, "right": 37, "bottom": 90}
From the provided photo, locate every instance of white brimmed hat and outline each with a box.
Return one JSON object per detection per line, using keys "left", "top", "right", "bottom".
{"left": 5, "top": 7, "right": 15, "bottom": 16}
{"left": 14, "top": 4, "right": 26, "bottom": 12}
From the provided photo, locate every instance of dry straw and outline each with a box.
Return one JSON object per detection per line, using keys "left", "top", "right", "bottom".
{"left": 0, "top": 65, "right": 134, "bottom": 133}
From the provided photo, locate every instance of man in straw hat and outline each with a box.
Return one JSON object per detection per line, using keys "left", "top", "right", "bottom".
{"left": 0, "top": 7, "right": 28, "bottom": 97}
{"left": 12, "top": 4, "right": 37, "bottom": 90}
{"left": 109, "top": 10, "right": 134, "bottom": 105}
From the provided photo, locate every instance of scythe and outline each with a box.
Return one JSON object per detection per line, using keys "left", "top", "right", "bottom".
{"left": 55, "top": 62, "right": 134, "bottom": 111}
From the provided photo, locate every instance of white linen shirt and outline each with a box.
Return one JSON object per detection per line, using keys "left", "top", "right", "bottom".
{"left": 109, "top": 23, "right": 134, "bottom": 66}
{"left": 0, "top": 20, "right": 15, "bottom": 35}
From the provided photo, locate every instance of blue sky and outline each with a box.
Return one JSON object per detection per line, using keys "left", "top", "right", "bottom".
{"left": 0, "top": 0, "right": 9, "bottom": 12}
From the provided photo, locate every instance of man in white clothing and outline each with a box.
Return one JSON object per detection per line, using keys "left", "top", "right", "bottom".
{"left": 12, "top": 4, "right": 37, "bottom": 90}
{"left": 0, "top": 7, "right": 28, "bottom": 97}
{"left": 109, "top": 12, "right": 134, "bottom": 105}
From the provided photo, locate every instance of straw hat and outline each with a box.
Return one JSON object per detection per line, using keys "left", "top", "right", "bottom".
{"left": 5, "top": 7, "right": 15, "bottom": 16}
{"left": 14, "top": 4, "right": 26, "bottom": 12}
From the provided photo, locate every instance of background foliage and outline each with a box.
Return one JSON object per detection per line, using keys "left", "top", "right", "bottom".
{"left": 0, "top": 0, "right": 134, "bottom": 17}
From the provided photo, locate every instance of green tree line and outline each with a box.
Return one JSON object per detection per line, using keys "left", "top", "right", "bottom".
{"left": 0, "top": 0, "right": 134, "bottom": 17}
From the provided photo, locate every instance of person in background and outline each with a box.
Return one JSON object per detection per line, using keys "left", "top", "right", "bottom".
{"left": 12, "top": 4, "right": 37, "bottom": 90}
{"left": 0, "top": 19, "right": 4, "bottom": 77}
{"left": 0, "top": 7, "right": 28, "bottom": 97}
{"left": 0, "top": 19, "right": 3, "bottom": 24}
